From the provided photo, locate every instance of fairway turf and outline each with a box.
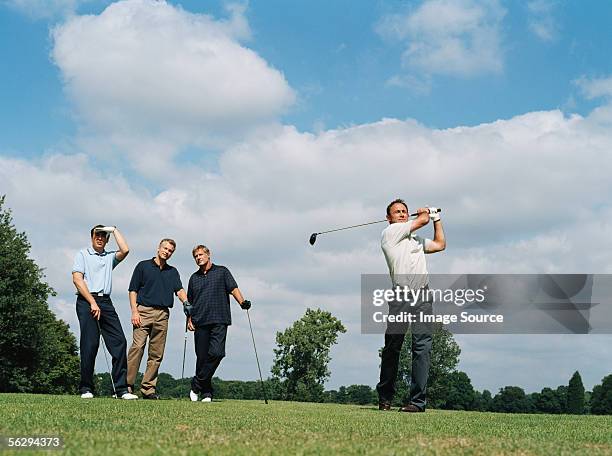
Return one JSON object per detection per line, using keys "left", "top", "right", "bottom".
{"left": 1, "top": 394, "right": 611, "bottom": 455}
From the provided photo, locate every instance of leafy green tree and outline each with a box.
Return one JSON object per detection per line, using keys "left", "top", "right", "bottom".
{"left": 473, "top": 389, "right": 493, "bottom": 411}
{"left": 440, "top": 371, "right": 476, "bottom": 410}
{"left": 271, "top": 308, "right": 346, "bottom": 402}
{"left": 386, "top": 323, "right": 461, "bottom": 407}
{"left": 345, "top": 384, "right": 376, "bottom": 405}
{"left": 0, "top": 196, "right": 79, "bottom": 394}
{"left": 555, "top": 385, "right": 568, "bottom": 414}
{"left": 590, "top": 374, "right": 612, "bottom": 415}
{"left": 492, "top": 386, "right": 530, "bottom": 413}
{"left": 584, "top": 390, "right": 592, "bottom": 414}
{"left": 567, "top": 371, "right": 585, "bottom": 414}
{"left": 525, "top": 393, "right": 539, "bottom": 413}
{"left": 534, "top": 387, "right": 563, "bottom": 414}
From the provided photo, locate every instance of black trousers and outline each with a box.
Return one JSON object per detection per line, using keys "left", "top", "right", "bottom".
{"left": 76, "top": 295, "right": 128, "bottom": 395}
{"left": 191, "top": 324, "right": 227, "bottom": 396}
{"left": 376, "top": 296, "right": 433, "bottom": 410}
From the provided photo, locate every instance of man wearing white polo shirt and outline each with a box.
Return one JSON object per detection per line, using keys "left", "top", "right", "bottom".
{"left": 72, "top": 224, "right": 137, "bottom": 400}
{"left": 376, "top": 199, "right": 445, "bottom": 412}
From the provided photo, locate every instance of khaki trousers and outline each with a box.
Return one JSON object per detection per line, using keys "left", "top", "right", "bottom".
{"left": 127, "top": 305, "right": 169, "bottom": 395}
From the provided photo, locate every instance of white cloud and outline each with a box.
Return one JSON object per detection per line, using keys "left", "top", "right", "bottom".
{"left": 377, "top": 0, "right": 506, "bottom": 78}
{"left": 575, "top": 75, "right": 612, "bottom": 100}
{"left": 4, "top": 99, "right": 612, "bottom": 388}
{"left": 527, "top": 0, "right": 559, "bottom": 42}
{"left": 50, "top": 0, "right": 295, "bottom": 176}
{"left": 385, "top": 74, "right": 432, "bottom": 95}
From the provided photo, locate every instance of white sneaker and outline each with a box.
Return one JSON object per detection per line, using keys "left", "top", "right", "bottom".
{"left": 189, "top": 390, "right": 199, "bottom": 402}
{"left": 80, "top": 392, "right": 94, "bottom": 399}
{"left": 202, "top": 396, "right": 212, "bottom": 403}
{"left": 121, "top": 392, "right": 139, "bottom": 400}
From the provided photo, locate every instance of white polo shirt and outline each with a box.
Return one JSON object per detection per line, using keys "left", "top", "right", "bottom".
{"left": 381, "top": 221, "right": 432, "bottom": 289}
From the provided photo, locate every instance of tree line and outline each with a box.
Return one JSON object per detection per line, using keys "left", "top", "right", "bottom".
{"left": 1, "top": 195, "right": 612, "bottom": 415}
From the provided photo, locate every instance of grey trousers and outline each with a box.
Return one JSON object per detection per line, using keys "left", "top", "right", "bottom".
{"left": 376, "top": 294, "right": 433, "bottom": 410}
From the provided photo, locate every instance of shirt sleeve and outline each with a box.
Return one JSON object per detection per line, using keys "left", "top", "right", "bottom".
{"left": 174, "top": 269, "right": 183, "bottom": 292}
{"left": 72, "top": 251, "right": 85, "bottom": 274}
{"left": 112, "top": 250, "right": 122, "bottom": 268}
{"left": 187, "top": 275, "right": 193, "bottom": 303}
{"left": 414, "top": 235, "right": 433, "bottom": 252}
{"left": 224, "top": 268, "right": 238, "bottom": 292}
{"left": 128, "top": 263, "right": 142, "bottom": 292}
{"left": 381, "top": 221, "right": 413, "bottom": 247}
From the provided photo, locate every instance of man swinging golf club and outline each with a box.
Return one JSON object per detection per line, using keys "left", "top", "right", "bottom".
{"left": 72, "top": 225, "right": 138, "bottom": 400}
{"left": 186, "top": 245, "right": 251, "bottom": 402}
{"left": 126, "top": 238, "right": 189, "bottom": 399}
{"left": 377, "top": 199, "right": 446, "bottom": 412}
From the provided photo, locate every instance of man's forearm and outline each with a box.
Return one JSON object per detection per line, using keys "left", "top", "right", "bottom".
{"left": 129, "top": 291, "right": 139, "bottom": 313}
{"left": 113, "top": 229, "right": 130, "bottom": 258}
{"left": 231, "top": 288, "right": 245, "bottom": 304}
{"left": 410, "top": 211, "right": 431, "bottom": 233}
{"left": 432, "top": 220, "right": 446, "bottom": 251}
{"left": 176, "top": 289, "right": 188, "bottom": 303}
{"left": 73, "top": 275, "right": 96, "bottom": 307}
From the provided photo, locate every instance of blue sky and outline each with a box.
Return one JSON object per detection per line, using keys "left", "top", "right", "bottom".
{"left": 4, "top": 1, "right": 612, "bottom": 155}
{"left": 2, "top": 0, "right": 612, "bottom": 394}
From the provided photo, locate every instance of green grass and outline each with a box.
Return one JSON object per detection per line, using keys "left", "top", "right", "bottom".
{"left": 1, "top": 394, "right": 611, "bottom": 455}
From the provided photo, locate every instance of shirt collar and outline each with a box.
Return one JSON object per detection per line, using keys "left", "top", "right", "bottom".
{"left": 151, "top": 257, "right": 171, "bottom": 270}
{"left": 87, "top": 247, "right": 108, "bottom": 256}
{"left": 196, "top": 263, "right": 215, "bottom": 275}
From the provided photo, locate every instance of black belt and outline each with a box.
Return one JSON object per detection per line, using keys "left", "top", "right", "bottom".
{"left": 78, "top": 293, "right": 110, "bottom": 299}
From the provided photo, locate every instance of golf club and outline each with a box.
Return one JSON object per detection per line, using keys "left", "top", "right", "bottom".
{"left": 181, "top": 320, "right": 188, "bottom": 379}
{"left": 96, "top": 319, "right": 117, "bottom": 397}
{"left": 246, "top": 309, "right": 268, "bottom": 404}
{"left": 309, "top": 208, "right": 442, "bottom": 245}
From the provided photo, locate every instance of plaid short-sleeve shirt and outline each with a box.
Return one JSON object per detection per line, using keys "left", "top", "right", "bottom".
{"left": 187, "top": 264, "right": 238, "bottom": 326}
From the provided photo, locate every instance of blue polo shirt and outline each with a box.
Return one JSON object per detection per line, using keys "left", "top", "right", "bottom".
{"left": 129, "top": 258, "right": 183, "bottom": 308}
{"left": 72, "top": 247, "right": 121, "bottom": 295}
{"left": 187, "top": 264, "right": 238, "bottom": 326}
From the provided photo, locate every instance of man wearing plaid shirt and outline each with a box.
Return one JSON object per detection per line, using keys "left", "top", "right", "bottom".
{"left": 186, "top": 244, "right": 251, "bottom": 402}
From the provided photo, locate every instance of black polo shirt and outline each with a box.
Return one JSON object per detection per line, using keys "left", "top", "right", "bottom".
{"left": 187, "top": 264, "right": 238, "bottom": 326}
{"left": 129, "top": 258, "right": 183, "bottom": 308}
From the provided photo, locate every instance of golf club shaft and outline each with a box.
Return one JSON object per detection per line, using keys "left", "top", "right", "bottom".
{"left": 316, "top": 210, "right": 436, "bottom": 235}
{"left": 96, "top": 319, "right": 117, "bottom": 397}
{"left": 316, "top": 219, "right": 387, "bottom": 235}
{"left": 181, "top": 320, "right": 188, "bottom": 379}
{"left": 246, "top": 309, "right": 268, "bottom": 404}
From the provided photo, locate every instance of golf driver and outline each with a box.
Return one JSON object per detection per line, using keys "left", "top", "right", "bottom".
{"left": 181, "top": 320, "right": 188, "bottom": 379}
{"left": 309, "top": 208, "right": 441, "bottom": 245}
{"left": 96, "top": 319, "right": 117, "bottom": 397}
{"left": 246, "top": 309, "right": 268, "bottom": 404}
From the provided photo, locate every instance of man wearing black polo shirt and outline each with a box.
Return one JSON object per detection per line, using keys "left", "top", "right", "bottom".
{"left": 127, "top": 238, "right": 188, "bottom": 399}
{"left": 187, "top": 244, "right": 251, "bottom": 402}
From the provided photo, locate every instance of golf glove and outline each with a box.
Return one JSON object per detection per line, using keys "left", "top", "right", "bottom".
{"left": 428, "top": 207, "right": 441, "bottom": 222}
{"left": 97, "top": 226, "right": 116, "bottom": 233}
{"left": 240, "top": 300, "right": 252, "bottom": 310}
{"left": 183, "top": 301, "right": 192, "bottom": 317}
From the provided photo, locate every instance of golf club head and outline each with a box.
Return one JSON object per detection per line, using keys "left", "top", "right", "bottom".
{"left": 309, "top": 233, "right": 317, "bottom": 245}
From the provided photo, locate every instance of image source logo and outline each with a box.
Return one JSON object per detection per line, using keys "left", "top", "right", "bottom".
{"left": 361, "top": 274, "right": 611, "bottom": 334}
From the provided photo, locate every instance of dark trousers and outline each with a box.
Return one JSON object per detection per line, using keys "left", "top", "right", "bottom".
{"left": 376, "top": 296, "right": 433, "bottom": 410}
{"left": 191, "top": 324, "right": 227, "bottom": 396}
{"left": 76, "top": 295, "right": 128, "bottom": 395}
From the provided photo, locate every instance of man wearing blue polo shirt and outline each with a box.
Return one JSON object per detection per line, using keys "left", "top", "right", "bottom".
{"left": 127, "top": 238, "right": 188, "bottom": 399}
{"left": 187, "top": 244, "right": 251, "bottom": 402}
{"left": 72, "top": 225, "right": 137, "bottom": 400}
